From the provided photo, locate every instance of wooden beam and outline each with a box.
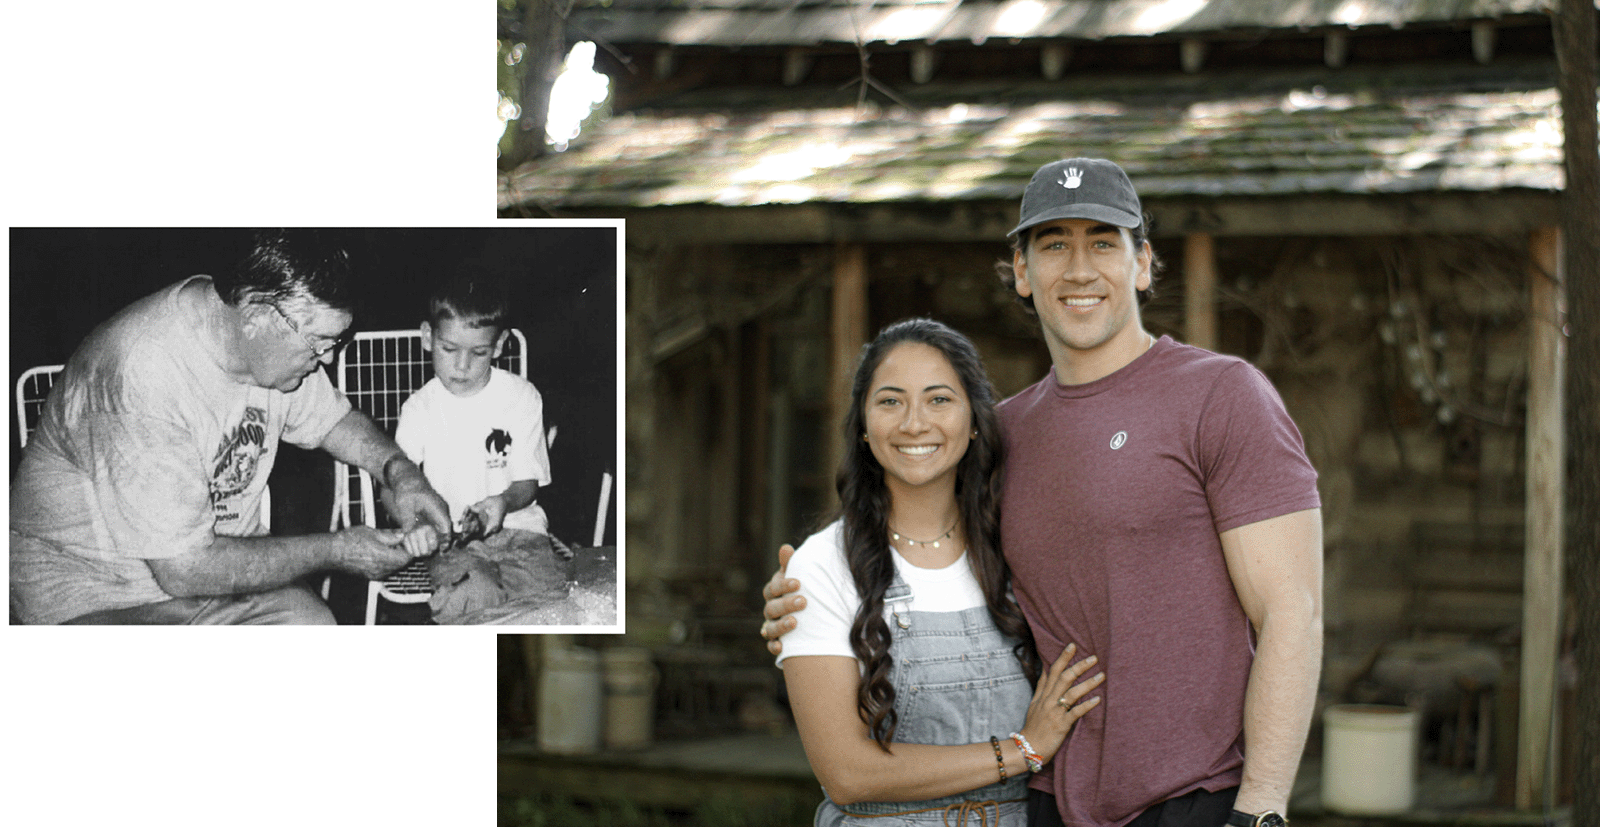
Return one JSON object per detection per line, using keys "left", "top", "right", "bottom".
{"left": 1517, "top": 225, "right": 1564, "bottom": 810}
{"left": 558, "top": 192, "right": 1563, "bottom": 245}
{"left": 1041, "top": 43, "right": 1070, "bottom": 80}
{"left": 829, "top": 243, "right": 869, "bottom": 508}
{"left": 1325, "top": 31, "right": 1348, "bottom": 68}
{"left": 1180, "top": 38, "right": 1206, "bottom": 73}
{"left": 1553, "top": 0, "right": 1600, "bottom": 817}
{"left": 783, "top": 48, "right": 812, "bottom": 86}
{"left": 1183, "top": 232, "right": 1218, "bottom": 350}
{"left": 1473, "top": 21, "right": 1498, "bottom": 64}
{"left": 911, "top": 45, "right": 937, "bottom": 84}
{"left": 653, "top": 47, "right": 676, "bottom": 80}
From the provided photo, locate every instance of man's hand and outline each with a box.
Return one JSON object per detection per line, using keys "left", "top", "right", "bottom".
{"left": 401, "top": 524, "right": 441, "bottom": 559}
{"left": 759, "top": 544, "right": 803, "bottom": 656}
{"left": 383, "top": 455, "right": 451, "bottom": 549}
{"left": 335, "top": 525, "right": 416, "bottom": 579}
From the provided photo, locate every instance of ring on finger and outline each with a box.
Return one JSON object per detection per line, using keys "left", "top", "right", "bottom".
{"left": 1056, "top": 696, "right": 1068, "bottom": 708}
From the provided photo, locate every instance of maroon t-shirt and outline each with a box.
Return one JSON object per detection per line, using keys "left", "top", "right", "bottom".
{"left": 998, "top": 336, "right": 1320, "bottom": 827}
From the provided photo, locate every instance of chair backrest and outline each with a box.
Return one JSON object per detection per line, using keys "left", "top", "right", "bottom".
{"left": 15, "top": 365, "right": 64, "bottom": 449}
{"left": 331, "top": 329, "right": 527, "bottom": 530}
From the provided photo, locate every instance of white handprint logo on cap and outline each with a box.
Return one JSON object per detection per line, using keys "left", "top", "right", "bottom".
{"left": 1060, "top": 166, "right": 1083, "bottom": 189}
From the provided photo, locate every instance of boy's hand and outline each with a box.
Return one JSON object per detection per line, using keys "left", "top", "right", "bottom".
{"left": 469, "top": 495, "right": 509, "bottom": 536}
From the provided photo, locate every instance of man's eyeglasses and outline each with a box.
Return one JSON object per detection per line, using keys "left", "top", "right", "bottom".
{"left": 269, "top": 303, "right": 351, "bottom": 358}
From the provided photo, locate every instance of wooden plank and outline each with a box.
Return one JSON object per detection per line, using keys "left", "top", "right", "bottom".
{"left": 829, "top": 243, "right": 868, "bottom": 512}
{"left": 568, "top": 1, "right": 1554, "bottom": 47}
{"left": 1411, "top": 551, "right": 1525, "bottom": 592}
{"left": 1183, "top": 232, "right": 1217, "bottom": 350}
{"left": 1553, "top": 0, "right": 1600, "bottom": 816}
{"left": 1517, "top": 225, "right": 1564, "bottom": 810}
{"left": 574, "top": 192, "right": 1562, "bottom": 245}
{"left": 1411, "top": 590, "right": 1525, "bottom": 632}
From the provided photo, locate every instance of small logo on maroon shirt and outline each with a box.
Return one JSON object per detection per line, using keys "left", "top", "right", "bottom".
{"left": 1109, "top": 431, "right": 1128, "bottom": 450}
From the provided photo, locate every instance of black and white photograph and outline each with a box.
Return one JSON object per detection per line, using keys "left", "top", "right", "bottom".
{"left": 9, "top": 226, "right": 620, "bottom": 628}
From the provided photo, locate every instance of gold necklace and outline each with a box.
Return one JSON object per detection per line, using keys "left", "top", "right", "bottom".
{"left": 889, "top": 520, "right": 957, "bottom": 549}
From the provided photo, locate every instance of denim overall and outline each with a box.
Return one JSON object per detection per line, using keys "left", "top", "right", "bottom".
{"left": 816, "top": 571, "right": 1034, "bottom": 827}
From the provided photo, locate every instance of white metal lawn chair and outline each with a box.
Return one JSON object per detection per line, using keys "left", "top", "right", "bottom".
{"left": 15, "top": 364, "right": 64, "bottom": 450}
{"left": 329, "top": 328, "right": 531, "bottom": 624}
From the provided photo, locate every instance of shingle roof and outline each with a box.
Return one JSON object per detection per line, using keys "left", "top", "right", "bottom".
{"left": 498, "top": 60, "right": 1564, "bottom": 212}
{"left": 565, "top": 0, "right": 1557, "bottom": 47}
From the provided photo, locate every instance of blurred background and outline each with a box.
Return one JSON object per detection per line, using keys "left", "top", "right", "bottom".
{"left": 495, "top": 1, "right": 1596, "bottom": 825}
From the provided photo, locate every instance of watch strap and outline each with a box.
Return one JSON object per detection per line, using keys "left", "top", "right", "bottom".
{"left": 1227, "top": 810, "right": 1287, "bottom": 827}
{"left": 1226, "top": 811, "right": 1257, "bottom": 827}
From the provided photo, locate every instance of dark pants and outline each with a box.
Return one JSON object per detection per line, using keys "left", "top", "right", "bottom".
{"left": 1027, "top": 786, "right": 1238, "bottom": 827}
{"left": 62, "top": 584, "right": 336, "bottom": 625}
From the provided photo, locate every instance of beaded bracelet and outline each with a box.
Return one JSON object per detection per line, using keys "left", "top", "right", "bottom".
{"left": 1010, "top": 731, "right": 1044, "bottom": 773}
{"left": 990, "top": 735, "right": 1007, "bottom": 782}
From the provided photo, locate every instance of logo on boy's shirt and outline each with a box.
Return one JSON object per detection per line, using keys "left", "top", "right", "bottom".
{"left": 211, "top": 406, "right": 268, "bottom": 503}
{"left": 485, "top": 428, "right": 512, "bottom": 470}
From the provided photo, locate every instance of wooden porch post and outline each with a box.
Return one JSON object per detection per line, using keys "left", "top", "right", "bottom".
{"left": 829, "top": 243, "right": 869, "bottom": 507}
{"left": 1517, "top": 226, "right": 1564, "bottom": 809}
{"left": 1184, "top": 233, "right": 1218, "bottom": 350}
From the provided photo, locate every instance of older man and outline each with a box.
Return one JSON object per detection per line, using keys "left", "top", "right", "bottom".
{"left": 10, "top": 230, "right": 451, "bottom": 624}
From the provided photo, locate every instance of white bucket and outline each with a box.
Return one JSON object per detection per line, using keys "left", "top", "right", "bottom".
{"left": 1321, "top": 704, "right": 1418, "bottom": 815}
{"left": 537, "top": 647, "right": 602, "bottom": 754}
{"left": 601, "top": 647, "right": 658, "bottom": 750}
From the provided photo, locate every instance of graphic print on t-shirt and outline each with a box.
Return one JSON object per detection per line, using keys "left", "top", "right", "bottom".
{"left": 211, "top": 406, "right": 268, "bottom": 509}
{"left": 483, "top": 427, "right": 514, "bottom": 495}
{"left": 486, "top": 428, "right": 512, "bottom": 456}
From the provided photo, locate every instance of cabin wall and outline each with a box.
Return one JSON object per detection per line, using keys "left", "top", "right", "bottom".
{"left": 621, "top": 229, "right": 1545, "bottom": 769}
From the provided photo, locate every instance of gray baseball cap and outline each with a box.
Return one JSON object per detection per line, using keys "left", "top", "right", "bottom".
{"left": 1008, "top": 158, "right": 1143, "bottom": 237}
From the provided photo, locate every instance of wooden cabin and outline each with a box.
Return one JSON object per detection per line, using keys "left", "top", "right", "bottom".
{"left": 498, "top": 0, "right": 1576, "bottom": 807}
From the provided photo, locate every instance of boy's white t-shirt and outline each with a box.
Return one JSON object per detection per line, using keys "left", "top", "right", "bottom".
{"left": 395, "top": 367, "right": 552, "bottom": 533}
{"left": 774, "top": 519, "right": 988, "bottom": 668}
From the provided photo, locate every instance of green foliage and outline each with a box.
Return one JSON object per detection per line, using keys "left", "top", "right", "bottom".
{"left": 500, "top": 792, "right": 671, "bottom": 827}
{"left": 497, "top": 35, "right": 525, "bottom": 157}
{"left": 693, "top": 791, "right": 816, "bottom": 827}
{"left": 498, "top": 790, "right": 818, "bottom": 827}
{"left": 496, "top": 0, "right": 615, "bottom": 160}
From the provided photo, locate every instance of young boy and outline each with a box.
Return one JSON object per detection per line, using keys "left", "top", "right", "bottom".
{"left": 394, "top": 273, "right": 552, "bottom": 557}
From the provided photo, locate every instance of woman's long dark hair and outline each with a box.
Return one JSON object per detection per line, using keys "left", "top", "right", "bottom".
{"left": 835, "top": 318, "right": 1040, "bottom": 751}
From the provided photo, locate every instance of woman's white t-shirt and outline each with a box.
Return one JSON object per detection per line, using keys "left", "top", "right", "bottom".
{"left": 774, "top": 519, "right": 987, "bottom": 668}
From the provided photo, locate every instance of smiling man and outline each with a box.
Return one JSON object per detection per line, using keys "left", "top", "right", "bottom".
{"left": 765, "top": 159, "right": 1324, "bottom": 827}
{"left": 9, "top": 230, "right": 452, "bottom": 625}
{"left": 993, "top": 158, "right": 1324, "bottom": 827}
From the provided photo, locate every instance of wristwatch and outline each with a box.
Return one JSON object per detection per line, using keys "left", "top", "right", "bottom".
{"left": 1226, "top": 811, "right": 1287, "bottom": 827}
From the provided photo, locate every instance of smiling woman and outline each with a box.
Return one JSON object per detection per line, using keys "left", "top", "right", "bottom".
{"left": 773, "top": 317, "right": 1104, "bottom": 826}
{"left": 863, "top": 342, "right": 974, "bottom": 503}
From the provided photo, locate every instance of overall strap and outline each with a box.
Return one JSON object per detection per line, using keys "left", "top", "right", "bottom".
{"left": 884, "top": 572, "right": 913, "bottom": 629}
